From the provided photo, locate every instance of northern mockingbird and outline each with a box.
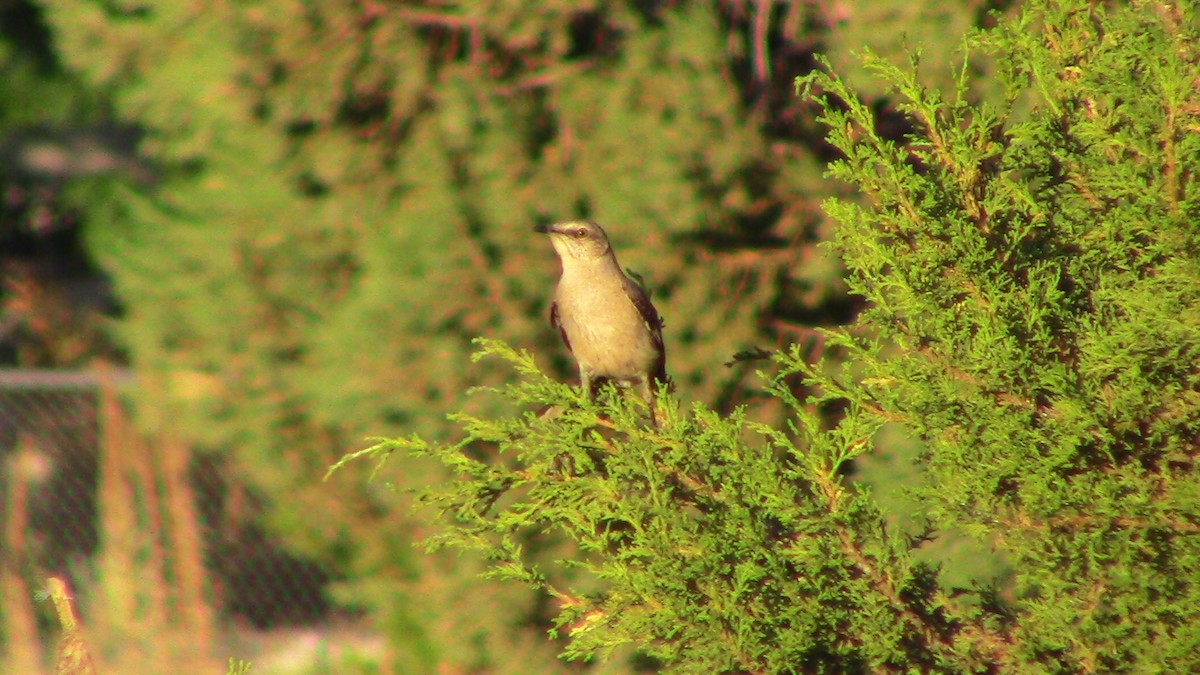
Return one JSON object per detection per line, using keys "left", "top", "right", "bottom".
{"left": 534, "top": 220, "right": 667, "bottom": 404}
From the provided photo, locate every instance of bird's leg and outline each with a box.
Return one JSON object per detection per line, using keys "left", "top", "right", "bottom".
{"left": 634, "top": 378, "right": 654, "bottom": 407}
{"left": 579, "top": 368, "right": 594, "bottom": 400}
{"left": 634, "top": 377, "right": 664, "bottom": 427}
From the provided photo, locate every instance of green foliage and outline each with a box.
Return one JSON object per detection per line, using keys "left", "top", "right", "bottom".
{"left": 354, "top": 0, "right": 1200, "bottom": 671}
{"left": 355, "top": 340, "right": 965, "bottom": 672}
{"left": 796, "top": 0, "right": 1200, "bottom": 669}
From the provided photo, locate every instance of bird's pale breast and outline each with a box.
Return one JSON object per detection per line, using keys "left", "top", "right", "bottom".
{"left": 555, "top": 263, "right": 659, "bottom": 380}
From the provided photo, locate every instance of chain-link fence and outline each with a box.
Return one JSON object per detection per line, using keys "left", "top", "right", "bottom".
{"left": 0, "top": 368, "right": 334, "bottom": 673}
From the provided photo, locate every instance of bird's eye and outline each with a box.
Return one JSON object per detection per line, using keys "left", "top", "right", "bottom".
{"left": 573, "top": 228, "right": 587, "bottom": 238}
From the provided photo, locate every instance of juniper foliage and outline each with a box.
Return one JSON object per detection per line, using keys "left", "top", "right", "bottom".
{"left": 352, "top": 339, "right": 954, "bottom": 672}
{"left": 799, "top": 0, "right": 1200, "bottom": 667}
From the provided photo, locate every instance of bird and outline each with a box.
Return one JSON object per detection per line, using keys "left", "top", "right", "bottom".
{"left": 533, "top": 220, "right": 667, "bottom": 405}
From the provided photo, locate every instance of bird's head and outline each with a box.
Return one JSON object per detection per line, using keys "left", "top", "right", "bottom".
{"left": 534, "top": 220, "right": 612, "bottom": 261}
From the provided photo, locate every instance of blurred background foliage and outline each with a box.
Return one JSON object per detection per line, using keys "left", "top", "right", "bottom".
{"left": 2, "top": 0, "right": 1013, "bottom": 671}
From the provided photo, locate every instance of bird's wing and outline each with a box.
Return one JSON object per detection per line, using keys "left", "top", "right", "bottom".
{"left": 549, "top": 300, "right": 572, "bottom": 353}
{"left": 621, "top": 275, "right": 665, "bottom": 336}
{"left": 621, "top": 275, "right": 668, "bottom": 381}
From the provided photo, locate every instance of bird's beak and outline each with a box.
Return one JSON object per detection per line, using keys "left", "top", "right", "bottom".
{"left": 533, "top": 224, "right": 552, "bottom": 234}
